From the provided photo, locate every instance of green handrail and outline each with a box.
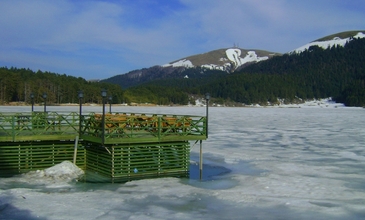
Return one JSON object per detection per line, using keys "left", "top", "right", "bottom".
{"left": 0, "top": 111, "right": 207, "bottom": 143}
{"left": 80, "top": 112, "right": 207, "bottom": 143}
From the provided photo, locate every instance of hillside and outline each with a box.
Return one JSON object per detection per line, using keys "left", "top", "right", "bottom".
{"left": 289, "top": 30, "right": 365, "bottom": 53}
{"left": 101, "top": 47, "right": 278, "bottom": 89}
{"left": 206, "top": 33, "right": 365, "bottom": 106}
{"left": 162, "top": 48, "right": 278, "bottom": 71}
{"left": 102, "top": 66, "right": 185, "bottom": 89}
{"left": 103, "top": 31, "right": 365, "bottom": 92}
{"left": 120, "top": 31, "right": 365, "bottom": 106}
{"left": 0, "top": 67, "right": 125, "bottom": 105}
{"left": 314, "top": 30, "right": 365, "bottom": 42}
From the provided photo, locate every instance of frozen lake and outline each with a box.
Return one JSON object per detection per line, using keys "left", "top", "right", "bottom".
{"left": 1, "top": 105, "right": 365, "bottom": 219}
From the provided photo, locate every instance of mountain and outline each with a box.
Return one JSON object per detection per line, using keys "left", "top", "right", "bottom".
{"left": 103, "top": 31, "right": 365, "bottom": 90}
{"left": 2, "top": 31, "right": 364, "bottom": 106}
{"left": 162, "top": 48, "right": 278, "bottom": 71}
{"left": 226, "top": 30, "right": 365, "bottom": 106}
{"left": 102, "top": 48, "right": 278, "bottom": 88}
{"left": 102, "top": 30, "right": 365, "bottom": 106}
{"left": 103, "top": 65, "right": 184, "bottom": 89}
{"left": 290, "top": 30, "right": 365, "bottom": 53}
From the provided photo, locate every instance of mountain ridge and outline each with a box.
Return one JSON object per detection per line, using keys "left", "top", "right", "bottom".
{"left": 290, "top": 30, "right": 365, "bottom": 53}
{"left": 102, "top": 47, "right": 279, "bottom": 88}
{"left": 162, "top": 48, "right": 279, "bottom": 72}
{"left": 102, "top": 30, "right": 365, "bottom": 89}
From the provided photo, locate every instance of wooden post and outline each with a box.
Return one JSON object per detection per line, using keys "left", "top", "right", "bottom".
{"left": 73, "top": 136, "right": 79, "bottom": 164}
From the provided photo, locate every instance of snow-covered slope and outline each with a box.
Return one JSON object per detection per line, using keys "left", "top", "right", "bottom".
{"left": 226, "top": 49, "right": 269, "bottom": 67}
{"left": 163, "top": 59, "right": 194, "bottom": 68}
{"left": 290, "top": 32, "right": 365, "bottom": 54}
{"left": 163, "top": 48, "right": 270, "bottom": 71}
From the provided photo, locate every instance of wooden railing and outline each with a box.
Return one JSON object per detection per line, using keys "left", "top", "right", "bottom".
{"left": 0, "top": 112, "right": 207, "bottom": 143}
{"left": 81, "top": 112, "right": 207, "bottom": 144}
{"left": 0, "top": 112, "right": 79, "bottom": 142}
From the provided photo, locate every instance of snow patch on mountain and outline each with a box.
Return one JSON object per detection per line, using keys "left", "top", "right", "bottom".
{"left": 201, "top": 63, "right": 228, "bottom": 71}
{"left": 162, "top": 59, "right": 193, "bottom": 68}
{"left": 225, "top": 49, "right": 269, "bottom": 70}
{"left": 225, "top": 48, "right": 242, "bottom": 67}
{"left": 163, "top": 48, "right": 269, "bottom": 71}
{"left": 291, "top": 32, "right": 365, "bottom": 54}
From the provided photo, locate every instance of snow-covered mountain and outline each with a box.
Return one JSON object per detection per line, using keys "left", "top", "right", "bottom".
{"left": 102, "top": 30, "right": 365, "bottom": 89}
{"left": 162, "top": 48, "right": 277, "bottom": 72}
{"left": 161, "top": 31, "right": 365, "bottom": 72}
{"left": 290, "top": 31, "right": 365, "bottom": 54}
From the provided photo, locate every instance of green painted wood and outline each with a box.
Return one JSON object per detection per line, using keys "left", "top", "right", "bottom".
{"left": 1, "top": 111, "right": 205, "bottom": 181}
{"left": 0, "top": 112, "right": 80, "bottom": 142}
{"left": 0, "top": 140, "right": 85, "bottom": 177}
{"left": 1, "top": 112, "right": 207, "bottom": 144}
{"left": 81, "top": 112, "right": 207, "bottom": 144}
{"left": 84, "top": 141, "right": 189, "bottom": 182}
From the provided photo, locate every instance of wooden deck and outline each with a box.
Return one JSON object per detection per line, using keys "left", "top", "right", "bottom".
{"left": 0, "top": 111, "right": 207, "bottom": 181}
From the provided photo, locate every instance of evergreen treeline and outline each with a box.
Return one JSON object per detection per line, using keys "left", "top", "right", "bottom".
{"left": 124, "top": 85, "right": 190, "bottom": 105}
{"left": 122, "top": 68, "right": 227, "bottom": 105}
{"left": 234, "top": 37, "right": 365, "bottom": 106}
{"left": 0, "top": 67, "right": 124, "bottom": 105}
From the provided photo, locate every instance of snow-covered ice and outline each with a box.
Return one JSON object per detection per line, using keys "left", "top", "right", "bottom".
{"left": 27, "top": 161, "right": 84, "bottom": 182}
{"left": 1, "top": 105, "right": 365, "bottom": 219}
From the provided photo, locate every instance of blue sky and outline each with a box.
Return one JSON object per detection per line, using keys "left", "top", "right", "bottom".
{"left": 0, "top": 0, "right": 364, "bottom": 80}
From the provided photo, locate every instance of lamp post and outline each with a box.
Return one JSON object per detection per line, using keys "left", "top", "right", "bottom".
{"left": 200, "top": 93, "right": 210, "bottom": 181}
{"left": 78, "top": 90, "right": 84, "bottom": 135}
{"left": 205, "top": 93, "right": 210, "bottom": 138}
{"left": 42, "top": 93, "right": 47, "bottom": 112}
{"left": 101, "top": 89, "right": 107, "bottom": 145}
{"left": 108, "top": 96, "right": 112, "bottom": 114}
{"left": 30, "top": 93, "right": 34, "bottom": 112}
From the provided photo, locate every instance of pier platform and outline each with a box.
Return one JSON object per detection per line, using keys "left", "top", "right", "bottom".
{"left": 0, "top": 111, "right": 207, "bottom": 182}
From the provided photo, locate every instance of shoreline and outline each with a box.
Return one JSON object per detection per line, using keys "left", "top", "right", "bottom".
{"left": 0, "top": 98, "right": 353, "bottom": 108}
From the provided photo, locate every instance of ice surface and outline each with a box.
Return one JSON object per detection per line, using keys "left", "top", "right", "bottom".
{"left": 1, "top": 161, "right": 84, "bottom": 190}
{"left": 1, "top": 105, "right": 365, "bottom": 219}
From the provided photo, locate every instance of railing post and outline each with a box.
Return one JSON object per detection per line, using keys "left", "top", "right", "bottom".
{"left": 158, "top": 117, "right": 161, "bottom": 140}
{"left": 102, "top": 105, "right": 105, "bottom": 145}
{"left": 78, "top": 91, "right": 83, "bottom": 136}
{"left": 12, "top": 116, "right": 15, "bottom": 142}
{"left": 101, "top": 89, "right": 107, "bottom": 145}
